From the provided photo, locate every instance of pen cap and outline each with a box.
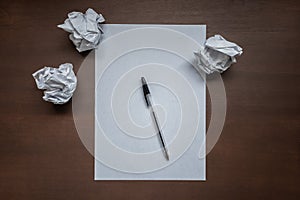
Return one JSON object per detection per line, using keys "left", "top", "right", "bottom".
{"left": 141, "top": 77, "right": 150, "bottom": 107}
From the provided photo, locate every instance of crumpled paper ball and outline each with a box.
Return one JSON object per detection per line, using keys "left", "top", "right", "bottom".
{"left": 58, "top": 8, "right": 105, "bottom": 52}
{"left": 194, "top": 35, "right": 243, "bottom": 74}
{"left": 32, "top": 63, "right": 77, "bottom": 104}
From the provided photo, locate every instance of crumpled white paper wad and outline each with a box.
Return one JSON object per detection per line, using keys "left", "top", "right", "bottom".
{"left": 58, "top": 8, "right": 105, "bottom": 52}
{"left": 194, "top": 35, "right": 243, "bottom": 74}
{"left": 32, "top": 63, "right": 77, "bottom": 104}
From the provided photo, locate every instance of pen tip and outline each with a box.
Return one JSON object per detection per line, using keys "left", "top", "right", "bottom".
{"left": 165, "top": 151, "right": 170, "bottom": 161}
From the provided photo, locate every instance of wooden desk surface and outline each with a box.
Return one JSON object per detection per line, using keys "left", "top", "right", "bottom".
{"left": 0, "top": 0, "right": 299, "bottom": 199}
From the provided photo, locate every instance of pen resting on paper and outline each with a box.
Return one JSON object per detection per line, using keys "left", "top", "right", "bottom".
{"left": 141, "top": 77, "right": 170, "bottom": 161}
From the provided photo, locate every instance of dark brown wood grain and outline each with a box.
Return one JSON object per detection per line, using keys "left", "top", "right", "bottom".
{"left": 0, "top": 0, "right": 299, "bottom": 199}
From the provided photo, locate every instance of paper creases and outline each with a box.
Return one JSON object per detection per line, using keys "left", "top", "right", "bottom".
{"left": 58, "top": 8, "right": 105, "bottom": 52}
{"left": 32, "top": 63, "right": 77, "bottom": 104}
{"left": 194, "top": 35, "right": 243, "bottom": 74}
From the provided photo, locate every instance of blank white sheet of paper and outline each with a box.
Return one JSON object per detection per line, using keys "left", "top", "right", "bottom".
{"left": 95, "top": 24, "right": 206, "bottom": 180}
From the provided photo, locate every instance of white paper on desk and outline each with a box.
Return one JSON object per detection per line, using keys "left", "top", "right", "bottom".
{"left": 32, "top": 63, "right": 77, "bottom": 104}
{"left": 194, "top": 35, "right": 243, "bottom": 74}
{"left": 95, "top": 24, "right": 206, "bottom": 180}
{"left": 58, "top": 8, "right": 105, "bottom": 52}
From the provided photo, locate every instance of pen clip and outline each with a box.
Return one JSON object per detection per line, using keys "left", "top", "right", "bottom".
{"left": 144, "top": 94, "right": 150, "bottom": 107}
{"left": 141, "top": 77, "right": 150, "bottom": 107}
{"left": 143, "top": 85, "right": 150, "bottom": 107}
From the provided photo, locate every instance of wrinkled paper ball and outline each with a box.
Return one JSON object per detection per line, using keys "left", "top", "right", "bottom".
{"left": 58, "top": 8, "right": 105, "bottom": 52}
{"left": 32, "top": 63, "right": 77, "bottom": 104}
{"left": 194, "top": 35, "right": 243, "bottom": 74}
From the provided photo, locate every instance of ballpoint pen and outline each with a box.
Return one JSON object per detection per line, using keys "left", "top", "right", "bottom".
{"left": 141, "top": 77, "right": 170, "bottom": 161}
